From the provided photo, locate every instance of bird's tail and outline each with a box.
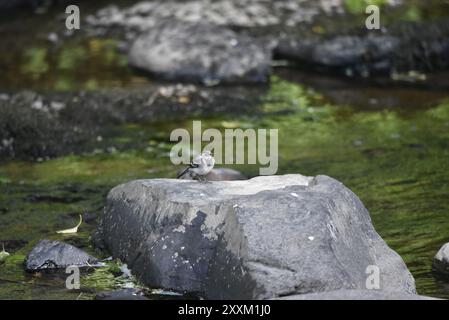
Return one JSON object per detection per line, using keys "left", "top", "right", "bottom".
{"left": 177, "top": 166, "right": 192, "bottom": 179}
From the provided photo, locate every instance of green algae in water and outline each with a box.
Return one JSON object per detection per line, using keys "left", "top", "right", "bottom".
{"left": 1, "top": 37, "right": 143, "bottom": 92}
{"left": 0, "top": 252, "right": 137, "bottom": 299}
{"left": 0, "top": 251, "right": 92, "bottom": 300}
{"left": 81, "top": 260, "right": 143, "bottom": 292}
{"left": 21, "top": 48, "right": 50, "bottom": 78}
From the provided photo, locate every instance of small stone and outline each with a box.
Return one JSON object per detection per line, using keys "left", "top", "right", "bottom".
{"left": 432, "top": 243, "right": 449, "bottom": 277}
{"left": 25, "top": 240, "right": 99, "bottom": 271}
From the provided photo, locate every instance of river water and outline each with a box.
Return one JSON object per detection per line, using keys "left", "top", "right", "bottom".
{"left": 0, "top": 0, "right": 449, "bottom": 299}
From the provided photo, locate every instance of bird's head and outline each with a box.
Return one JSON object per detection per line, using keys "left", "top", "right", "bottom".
{"left": 202, "top": 150, "right": 212, "bottom": 157}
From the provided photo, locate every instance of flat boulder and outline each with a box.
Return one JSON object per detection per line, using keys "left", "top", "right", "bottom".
{"left": 96, "top": 174, "right": 416, "bottom": 299}
{"left": 25, "top": 240, "right": 99, "bottom": 271}
{"left": 128, "top": 21, "right": 272, "bottom": 84}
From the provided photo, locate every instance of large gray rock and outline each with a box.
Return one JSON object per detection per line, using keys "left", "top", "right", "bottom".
{"left": 25, "top": 240, "right": 99, "bottom": 271}
{"left": 433, "top": 243, "right": 449, "bottom": 276}
{"left": 96, "top": 174, "right": 416, "bottom": 299}
{"left": 128, "top": 21, "right": 272, "bottom": 84}
{"left": 277, "top": 289, "right": 436, "bottom": 300}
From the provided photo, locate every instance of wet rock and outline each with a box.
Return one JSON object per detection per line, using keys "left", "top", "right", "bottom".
{"left": 86, "top": 0, "right": 332, "bottom": 34}
{"left": 95, "top": 288, "right": 149, "bottom": 300}
{"left": 25, "top": 240, "right": 99, "bottom": 271}
{"left": 128, "top": 21, "right": 272, "bottom": 84}
{"left": 277, "top": 35, "right": 400, "bottom": 74}
{"left": 97, "top": 174, "right": 416, "bottom": 299}
{"left": 0, "top": 91, "right": 91, "bottom": 160}
{"left": 432, "top": 242, "right": 449, "bottom": 277}
{"left": 277, "top": 289, "right": 437, "bottom": 300}
{"left": 276, "top": 19, "right": 449, "bottom": 76}
{"left": 0, "top": 87, "right": 264, "bottom": 160}
{"left": 87, "top": 1, "right": 449, "bottom": 78}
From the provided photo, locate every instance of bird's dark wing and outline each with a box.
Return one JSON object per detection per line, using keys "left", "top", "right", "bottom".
{"left": 176, "top": 163, "right": 199, "bottom": 179}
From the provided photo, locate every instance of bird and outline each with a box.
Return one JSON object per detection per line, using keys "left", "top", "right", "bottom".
{"left": 177, "top": 150, "right": 215, "bottom": 181}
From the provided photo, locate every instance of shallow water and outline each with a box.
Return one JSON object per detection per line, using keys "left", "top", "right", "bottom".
{"left": 1, "top": 0, "right": 449, "bottom": 299}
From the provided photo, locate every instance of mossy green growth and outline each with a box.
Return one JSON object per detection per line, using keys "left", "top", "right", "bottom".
{"left": 344, "top": 0, "right": 388, "bottom": 14}
{"left": 81, "top": 260, "right": 142, "bottom": 292}
{"left": 261, "top": 76, "right": 317, "bottom": 113}
{"left": 1, "top": 253, "right": 25, "bottom": 269}
{"left": 21, "top": 48, "right": 49, "bottom": 78}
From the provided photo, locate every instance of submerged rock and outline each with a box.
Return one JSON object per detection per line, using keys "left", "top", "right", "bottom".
{"left": 96, "top": 174, "right": 416, "bottom": 299}
{"left": 432, "top": 242, "right": 449, "bottom": 277}
{"left": 276, "top": 19, "right": 449, "bottom": 77}
{"left": 128, "top": 21, "right": 272, "bottom": 84}
{"left": 277, "top": 289, "right": 436, "bottom": 300}
{"left": 0, "top": 87, "right": 264, "bottom": 160}
{"left": 25, "top": 240, "right": 99, "bottom": 271}
{"left": 86, "top": 0, "right": 334, "bottom": 33}
{"left": 276, "top": 35, "right": 400, "bottom": 75}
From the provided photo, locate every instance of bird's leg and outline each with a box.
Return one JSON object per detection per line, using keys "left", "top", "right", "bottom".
{"left": 195, "top": 175, "right": 210, "bottom": 183}
{"left": 201, "top": 176, "right": 212, "bottom": 183}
